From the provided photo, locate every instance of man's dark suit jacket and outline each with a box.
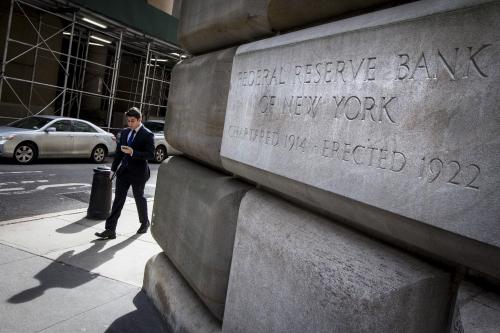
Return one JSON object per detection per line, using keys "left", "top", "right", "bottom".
{"left": 112, "top": 126, "right": 155, "bottom": 183}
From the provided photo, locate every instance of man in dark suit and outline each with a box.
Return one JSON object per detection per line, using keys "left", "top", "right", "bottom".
{"left": 95, "top": 107, "right": 155, "bottom": 239}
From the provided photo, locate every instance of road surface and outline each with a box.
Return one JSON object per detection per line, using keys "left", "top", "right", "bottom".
{"left": 0, "top": 157, "right": 159, "bottom": 221}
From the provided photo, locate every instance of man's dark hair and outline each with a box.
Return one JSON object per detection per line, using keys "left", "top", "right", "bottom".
{"left": 126, "top": 107, "right": 141, "bottom": 120}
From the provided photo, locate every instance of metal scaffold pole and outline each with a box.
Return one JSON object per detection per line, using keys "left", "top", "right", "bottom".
{"left": 139, "top": 42, "right": 150, "bottom": 113}
{"left": 146, "top": 53, "right": 158, "bottom": 119}
{"left": 60, "top": 12, "right": 76, "bottom": 116}
{"left": 126, "top": 61, "right": 137, "bottom": 110}
{"left": 76, "top": 31, "right": 90, "bottom": 119}
{"left": 28, "top": 12, "right": 42, "bottom": 114}
{"left": 132, "top": 58, "right": 143, "bottom": 105}
{"left": 107, "top": 31, "right": 123, "bottom": 131}
{"left": 157, "top": 64, "right": 166, "bottom": 117}
{"left": 0, "top": 0, "right": 15, "bottom": 103}
{"left": 68, "top": 28, "right": 82, "bottom": 115}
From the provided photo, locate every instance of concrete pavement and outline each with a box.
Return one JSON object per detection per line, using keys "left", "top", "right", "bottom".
{"left": 0, "top": 198, "right": 170, "bottom": 333}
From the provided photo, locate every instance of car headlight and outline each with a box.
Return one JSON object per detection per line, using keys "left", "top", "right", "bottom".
{"left": 0, "top": 134, "right": 16, "bottom": 141}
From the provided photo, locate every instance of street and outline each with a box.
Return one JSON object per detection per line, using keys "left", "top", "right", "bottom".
{"left": 0, "top": 157, "right": 160, "bottom": 221}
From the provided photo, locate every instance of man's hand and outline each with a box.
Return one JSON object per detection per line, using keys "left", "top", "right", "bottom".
{"left": 121, "top": 145, "right": 134, "bottom": 156}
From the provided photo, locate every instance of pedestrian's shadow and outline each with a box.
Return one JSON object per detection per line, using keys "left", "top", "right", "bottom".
{"left": 7, "top": 236, "right": 137, "bottom": 304}
{"left": 105, "top": 291, "right": 171, "bottom": 333}
{"left": 55, "top": 217, "right": 103, "bottom": 234}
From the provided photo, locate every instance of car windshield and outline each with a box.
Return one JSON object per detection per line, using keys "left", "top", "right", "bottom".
{"left": 8, "top": 117, "right": 52, "bottom": 130}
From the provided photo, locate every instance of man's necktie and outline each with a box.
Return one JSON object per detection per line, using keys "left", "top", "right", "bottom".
{"left": 123, "top": 130, "right": 136, "bottom": 167}
{"left": 127, "top": 130, "right": 136, "bottom": 146}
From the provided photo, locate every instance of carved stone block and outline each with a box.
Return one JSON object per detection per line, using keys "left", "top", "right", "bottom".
{"left": 143, "top": 253, "right": 222, "bottom": 333}
{"left": 151, "top": 156, "right": 252, "bottom": 320}
{"left": 451, "top": 280, "right": 500, "bottom": 333}
{"left": 178, "top": 0, "right": 271, "bottom": 54}
{"left": 178, "top": 0, "right": 394, "bottom": 54}
{"left": 166, "top": 47, "right": 236, "bottom": 169}
{"left": 223, "top": 190, "right": 452, "bottom": 333}
{"left": 221, "top": 0, "right": 500, "bottom": 278}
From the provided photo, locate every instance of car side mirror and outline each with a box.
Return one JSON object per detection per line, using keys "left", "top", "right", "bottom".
{"left": 45, "top": 127, "right": 56, "bottom": 133}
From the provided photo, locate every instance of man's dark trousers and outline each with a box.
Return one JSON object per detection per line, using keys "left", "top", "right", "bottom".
{"left": 105, "top": 125, "right": 154, "bottom": 232}
{"left": 105, "top": 176, "right": 148, "bottom": 230}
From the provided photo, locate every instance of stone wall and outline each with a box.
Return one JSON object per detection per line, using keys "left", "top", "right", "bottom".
{"left": 221, "top": 0, "right": 500, "bottom": 278}
{"left": 223, "top": 190, "right": 452, "bottom": 333}
{"left": 145, "top": 0, "right": 500, "bottom": 331}
{"left": 151, "top": 157, "right": 252, "bottom": 320}
{"left": 166, "top": 48, "right": 236, "bottom": 169}
{"left": 451, "top": 279, "right": 500, "bottom": 332}
{"left": 177, "top": 0, "right": 398, "bottom": 55}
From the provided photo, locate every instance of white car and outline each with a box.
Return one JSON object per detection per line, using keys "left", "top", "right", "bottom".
{"left": 0, "top": 115, "right": 116, "bottom": 164}
{"left": 142, "top": 120, "right": 182, "bottom": 163}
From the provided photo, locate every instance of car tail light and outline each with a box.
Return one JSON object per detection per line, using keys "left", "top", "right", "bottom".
{"left": 111, "top": 135, "right": 116, "bottom": 142}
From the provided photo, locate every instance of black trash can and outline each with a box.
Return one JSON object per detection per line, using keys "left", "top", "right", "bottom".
{"left": 87, "top": 166, "right": 112, "bottom": 219}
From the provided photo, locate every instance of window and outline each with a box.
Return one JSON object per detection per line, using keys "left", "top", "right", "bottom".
{"left": 52, "top": 120, "right": 73, "bottom": 132}
{"left": 72, "top": 120, "right": 97, "bottom": 133}
{"left": 144, "top": 121, "right": 164, "bottom": 133}
{"left": 9, "top": 116, "right": 52, "bottom": 129}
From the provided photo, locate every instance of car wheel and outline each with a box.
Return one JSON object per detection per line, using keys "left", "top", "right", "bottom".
{"left": 91, "top": 145, "right": 107, "bottom": 163}
{"left": 14, "top": 142, "right": 37, "bottom": 164}
{"left": 154, "top": 145, "right": 167, "bottom": 163}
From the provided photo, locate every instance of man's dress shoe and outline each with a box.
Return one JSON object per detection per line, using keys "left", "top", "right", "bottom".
{"left": 137, "top": 222, "right": 150, "bottom": 234}
{"left": 95, "top": 230, "right": 116, "bottom": 239}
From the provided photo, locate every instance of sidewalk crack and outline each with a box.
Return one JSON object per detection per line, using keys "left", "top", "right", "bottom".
{"left": 0, "top": 242, "right": 38, "bottom": 266}
{"left": 0, "top": 255, "right": 37, "bottom": 266}
{"left": 35, "top": 288, "right": 139, "bottom": 332}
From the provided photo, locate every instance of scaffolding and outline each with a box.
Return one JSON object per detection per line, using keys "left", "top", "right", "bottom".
{"left": 0, "top": 0, "right": 186, "bottom": 131}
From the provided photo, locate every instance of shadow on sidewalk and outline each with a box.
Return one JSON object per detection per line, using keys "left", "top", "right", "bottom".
{"left": 55, "top": 217, "right": 103, "bottom": 234}
{"left": 105, "top": 291, "right": 171, "bottom": 333}
{"left": 7, "top": 236, "right": 137, "bottom": 304}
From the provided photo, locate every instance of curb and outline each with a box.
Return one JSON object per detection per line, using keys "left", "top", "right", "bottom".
{"left": 0, "top": 198, "right": 154, "bottom": 226}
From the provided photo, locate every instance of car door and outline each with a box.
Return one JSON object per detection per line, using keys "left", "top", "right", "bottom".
{"left": 38, "top": 120, "right": 74, "bottom": 157}
{"left": 72, "top": 120, "right": 99, "bottom": 157}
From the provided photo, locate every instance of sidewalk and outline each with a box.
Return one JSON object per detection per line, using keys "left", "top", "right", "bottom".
{"left": 0, "top": 198, "right": 170, "bottom": 333}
